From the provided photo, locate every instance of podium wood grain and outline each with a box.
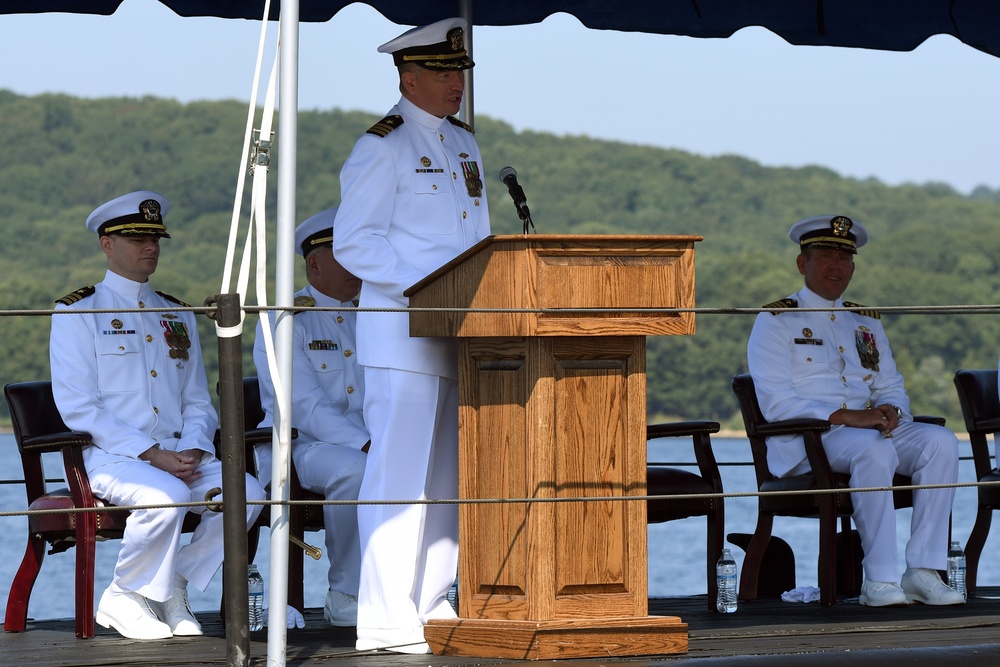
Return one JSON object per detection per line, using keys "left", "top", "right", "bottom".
{"left": 408, "top": 236, "right": 700, "bottom": 658}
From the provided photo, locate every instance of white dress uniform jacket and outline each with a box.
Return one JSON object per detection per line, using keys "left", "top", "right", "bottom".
{"left": 334, "top": 95, "right": 491, "bottom": 378}
{"left": 747, "top": 286, "right": 911, "bottom": 477}
{"left": 254, "top": 285, "right": 368, "bottom": 451}
{"left": 49, "top": 269, "right": 264, "bottom": 599}
{"left": 51, "top": 269, "right": 218, "bottom": 465}
{"left": 747, "top": 285, "right": 958, "bottom": 581}
{"left": 253, "top": 285, "right": 368, "bottom": 594}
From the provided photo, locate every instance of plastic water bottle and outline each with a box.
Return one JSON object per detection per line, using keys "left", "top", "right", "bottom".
{"left": 716, "top": 548, "right": 738, "bottom": 613}
{"left": 947, "top": 540, "right": 967, "bottom": 600}
{"left": 248, "top": 564, "right": 265, "bottom": 631}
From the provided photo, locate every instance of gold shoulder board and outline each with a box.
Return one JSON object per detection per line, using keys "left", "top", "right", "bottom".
{"left": 366, "top": 115, "right": 404, "bottom": 137}
{"left": 446, "top": 116, "right": 474, "bottom": 134}
{"left": 843, "top": 301, "right": 881, "bottom": 319}
{"left": 55, "top": 285, "right": 95, "bottom": 306}
{"left": 762, "top": 298, "right": 798, "bottom": 315}
{"left": 294, "top": 295, "right": 316, "bottom": 307}
{"left": 156, "top": 291, "right": 191, "bottom": 307}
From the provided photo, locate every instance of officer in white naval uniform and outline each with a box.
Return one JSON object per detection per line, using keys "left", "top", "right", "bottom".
{"left": 254, "top": 207, "right": 368, "bottom": 628}
{"left": 747, "top": 214, "right": 963, "bottom": 607}
{"left": 333, "top": 17, "right": 491, "bottom": 654}
{"left": 49, "top": 191, "right": 266, "bottom": 639}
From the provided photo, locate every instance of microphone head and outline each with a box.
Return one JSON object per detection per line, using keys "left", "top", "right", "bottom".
{"left": 499, "top": 166, "right": 517, "bottom": 183}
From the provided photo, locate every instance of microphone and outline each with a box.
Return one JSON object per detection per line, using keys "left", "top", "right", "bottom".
{"left": 498, "top": 166, "right": 532, "bottom": 224}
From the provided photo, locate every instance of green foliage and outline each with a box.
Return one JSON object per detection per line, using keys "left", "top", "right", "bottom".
{"left": 1, "top": 90, "right": 999, "bottom": 428}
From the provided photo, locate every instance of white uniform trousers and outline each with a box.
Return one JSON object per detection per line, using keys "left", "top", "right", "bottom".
{"left": 356, "top": 367, "right": 459, "bottom": 641}
{"left": 790, "top": 421, "right": 958, "bottom": 583}
{"left": 87, "top": 455, "right": 265, "bottom": 602}
{"left": 257, "top": 440, "right": 366, "bottom": 595}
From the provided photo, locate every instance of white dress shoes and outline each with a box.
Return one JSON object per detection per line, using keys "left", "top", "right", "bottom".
{"left": 323, "top": 589, "right": 358, "bottom": 626}
{"left": 156, "top": 586, "right": 203, "bottom": 636}
{"left": 95, "top": 586, "right": 173, "bottom": 639}
{"left": 356, "top": 626, "right": 432, "bottom": 654}
{"left": 901, "top": 567, "right": 966, "bottom": 605}
{"left": 859, "top": 579, "right": 908, "bottom": 607}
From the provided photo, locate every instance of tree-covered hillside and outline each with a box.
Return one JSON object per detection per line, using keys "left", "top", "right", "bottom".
{"left": 2, "top": 90, "right": 999, "bottom": 428}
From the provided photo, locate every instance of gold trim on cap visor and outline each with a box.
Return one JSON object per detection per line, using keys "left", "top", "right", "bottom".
{"left": 103, "top": 221, "right": 169, "bottom": 234}
{"left": 402, "top": 51, "right": 468, "bottom": 63}
{"left": 802, "top": 234, "right": 856, "bottom": 248}
{"left": 308, "top": 235, "right": 333, "bottom": 247}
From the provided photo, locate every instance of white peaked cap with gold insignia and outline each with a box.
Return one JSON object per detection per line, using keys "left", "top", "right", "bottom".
{"left": 86, "top": 190, "right": 171, "bottom": 238}
{"left": 295, "top": 206, "right": 339, "bottom": 257}
{"left": 789, "top": 214, "right": 869, "bottom": 254}
{"left": 377, "top": 17, "right": 474, "bottom": 70}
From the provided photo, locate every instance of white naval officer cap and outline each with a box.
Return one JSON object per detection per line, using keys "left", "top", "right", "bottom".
{"left": 86, "top": 190, "right": 171, "bottom": 238}
{"left": 377, "top": 17, "right": 474, "bottom": 71}
{"left": 295, "top": 207, "right": 339, "bottom": 257}
{"left": 789, "top": 214, "right": 868, "bottom": 254}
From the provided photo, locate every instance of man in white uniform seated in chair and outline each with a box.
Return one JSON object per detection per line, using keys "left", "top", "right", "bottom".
{"left": 49, "top": 190, "right": 266, "bottom": 639}
{"left": 747, "top": 214, "right": 964, "bottom": 608}
{"left": 254, "top": 207, "right": 369, "bottom": 627}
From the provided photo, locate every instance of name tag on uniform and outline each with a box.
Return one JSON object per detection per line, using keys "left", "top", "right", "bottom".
{"left": 794, "top": 338, "right": 824, "bottom": 345}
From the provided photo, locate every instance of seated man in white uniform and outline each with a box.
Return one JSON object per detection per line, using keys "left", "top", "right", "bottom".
{"left": 49, "top": 190, "right": 266, "bottom": 639}
{"left": 254, "top": 207, "right": 369, "bottom": 627}
{"left": 747, "top": 214, "right": 964, "bottom": 607}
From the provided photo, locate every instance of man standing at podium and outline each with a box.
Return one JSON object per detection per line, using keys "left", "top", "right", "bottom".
{"left": 333, "top": 17, "right": 492, "bottom": 654}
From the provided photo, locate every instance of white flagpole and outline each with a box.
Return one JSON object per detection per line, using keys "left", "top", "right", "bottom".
{"left": 267, "top": 0, "right": 298, "bottom": 665}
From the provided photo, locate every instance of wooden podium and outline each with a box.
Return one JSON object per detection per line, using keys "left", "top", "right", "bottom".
{"left": 405, "top": 235, "right": 701, "bottom": 659}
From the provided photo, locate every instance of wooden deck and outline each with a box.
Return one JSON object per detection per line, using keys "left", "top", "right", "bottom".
{"left": 4, "top": 591, "right": 1000, "bottom": 666}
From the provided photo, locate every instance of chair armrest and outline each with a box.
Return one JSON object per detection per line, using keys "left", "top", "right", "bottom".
{"left": 913, "top": 415, "right": 946, "bottom": 427}
{"left": 214, "top": 427, "right": 298, "bottom": 447}
{"left": 19, "top": 430, "right": 92, "bottom": 455}
{"left": 755, "top": 418, "right": 831, "bottom": 438}
{"left": 60, "top": 439, "right": 101, "bottom": 509}
{"left": 647, "top": 421, "right": 724, "bottom": 493}
{"left": 646, "top": 421, "right": 720, "bottom": 439}
{"left": 974, "top": 416, "right": 1000, "bottom": 432}
{"left": 244, "top": 427, "right": 299, "bottom": 446}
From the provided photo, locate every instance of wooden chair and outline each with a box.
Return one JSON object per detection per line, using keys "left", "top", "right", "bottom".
{"left": 3, "top": 380, "right": 201, "bottom": 638}
{"left": 242, "top": 376, "right": 323, "bottom": 614}
{"left": 731, "top": 373, "right": 927, "bottom": 606}
{"left": 645, "top": 420, "right": 725, "bottom": 611}
{"left": 952, "top": 369, "right": 1000, "bottom": 597}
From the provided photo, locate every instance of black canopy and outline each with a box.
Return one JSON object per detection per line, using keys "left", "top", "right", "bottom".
{"left": 8, "top": 1, "right": 1000, "bottom": 58}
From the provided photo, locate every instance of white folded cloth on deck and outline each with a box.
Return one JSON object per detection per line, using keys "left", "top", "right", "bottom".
{"left": 781, "top": 586, "right": 821, "bottom": 603}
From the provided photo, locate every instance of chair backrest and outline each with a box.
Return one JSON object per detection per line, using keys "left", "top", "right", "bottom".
{"left": 4, "top": 380, "right": 72, "bottom": 451}
{"left": 954, "top": 369, "right": 999, "bottom": 435}
{"left": 243, "top": 376, "right": 266, "bottom": 431}
{"left": 953, "top": 369, "right": 1000, "bottom": 479}
{"left": 731, "top": 373, "right": 776, "bottom": 484}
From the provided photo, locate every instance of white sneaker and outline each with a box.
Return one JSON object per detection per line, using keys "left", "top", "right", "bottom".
{"left": 96, "top": 586, "right": 173, "bottom": 639}
{"left": 901, "top": 568, "right": 966, "bottom": 605}
{"left": 156, "top": 586, "right": 203, "bottom": 636}
{"left": 859, "top": 579, "right": 908, "bottom": 607}
{"left": 323, "top": 590, "right": 358, "bottom": 626}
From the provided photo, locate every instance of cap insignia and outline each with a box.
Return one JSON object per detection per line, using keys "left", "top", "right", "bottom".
{"left": 448, "top": 27, "right": 464, "bottom": 52}
{"left": 139, "top": 199, "right": 162, "bottom": 222}
{"left": 831, "top": 215, "right": 853, "bottom": 237}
